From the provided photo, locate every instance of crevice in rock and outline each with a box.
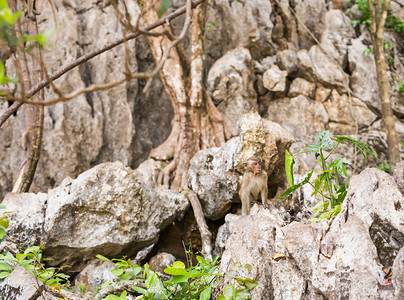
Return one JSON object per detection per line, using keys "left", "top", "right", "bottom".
{"left": 369, "top": 214, "right": 404, "bottom": 267}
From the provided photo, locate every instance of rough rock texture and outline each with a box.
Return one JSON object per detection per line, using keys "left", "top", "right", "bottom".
{"left": 149, "top": 252, "right": 177, "bottom": 274}
{"left": 263, "top": 65, "right": 287, "bottom": 92}
{"left": 73, "top": 259, "right": 117, "bottom": 293}
{"left": 218, "top": 168, "right": 403, "bottom": 299}
{"left": 219, "top": 207, "right": 282, "bottom": 300}
{"left": 207, "top": 47, "right": 257, "bottom": 137}
{"left": 0, "top": 266, "right": 43, "bottom": 300}
{"left": 187, "top": 113, "right": 293, "bottom": 220}
{"left": 0, "top": 0, "right": 173, "bottom": 199}
{"left": 393, "top": 247, "right": 404, "bottom": 300}
{"left": 1, "top": 161, "right": 189, "bottom": 272}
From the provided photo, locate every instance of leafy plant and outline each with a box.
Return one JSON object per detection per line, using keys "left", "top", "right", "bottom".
{"left": 397, "top": 79, "right": 404, "bottom": 95}
{"left": 279, "top": 130, "right": 378, "bottom": 221}
{"left": 348, "top": 0, "right": 404, "bottom": 33}
{"left": 97, "top": 253, "right": 257, "bottom": 300}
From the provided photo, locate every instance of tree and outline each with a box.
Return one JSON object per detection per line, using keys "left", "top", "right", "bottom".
{"left": 0, "top": 0, "right": 212, "bottom": 192}
{"left": 367, "top": 0, "right": 400, "bottom": 169}
{"left": 143, "top": 0, "right": 227, "bottom": 189}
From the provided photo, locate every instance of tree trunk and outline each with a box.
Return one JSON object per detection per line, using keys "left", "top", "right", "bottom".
{"left": 368, "top": 0, "right": 400, "bottom": 170}
{"left": 144, "top": 0, "right": 226, "bottom": 189}
{"left": 12, "top": 6, "right": 44, "bottom": 193}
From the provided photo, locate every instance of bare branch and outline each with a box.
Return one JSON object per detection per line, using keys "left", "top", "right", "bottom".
{"left": 0, "top": 0, "right": 206, "bottom": 125}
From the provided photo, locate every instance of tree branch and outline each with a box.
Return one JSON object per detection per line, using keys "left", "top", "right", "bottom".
{"left": 0, "top": 0, "right": 206, "bottom": 126}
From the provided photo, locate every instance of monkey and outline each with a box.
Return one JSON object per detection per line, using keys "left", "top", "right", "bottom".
{"left": 239, "top": 155, "right": 269, "bottom": 216}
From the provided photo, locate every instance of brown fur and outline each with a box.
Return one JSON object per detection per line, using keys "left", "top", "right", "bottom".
{"left": 239, "top": 156, "right": 269, "bottom": 216}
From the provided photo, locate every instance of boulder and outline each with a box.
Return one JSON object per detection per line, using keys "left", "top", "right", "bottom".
{"left": 187, "top": 113, "right": 294, "bottom": 220}
{"left": 263, "top": 65, "right": 288, "bottom": 93}
{"left": 1, "top": 161, "right": 189, "bottom": 272}
{"left": 207, "top": 47, "right": 257, "bottom": 137}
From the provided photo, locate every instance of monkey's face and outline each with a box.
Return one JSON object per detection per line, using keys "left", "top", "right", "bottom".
{"left": 251, "top": 160, "right": 262, "bottom": 174}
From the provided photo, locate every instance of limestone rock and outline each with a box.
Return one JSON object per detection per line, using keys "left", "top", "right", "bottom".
{"left": 263, "top": 65, "right": 288, "bottom": 92}
{"left": 187, "top": 113, "right": 293, "bottom": 220}
{"left": 323, "top": 90, "right": 377, "bottom": 128}
{"left": 73, "top": 259, "right": 118, "bottom": 293}
{"left": 294, "top": 0, "right": 326, "bottom": 49}
{"left": 207, "top": 47, "right": 257, "bottom": 137}
{"left": 393, "top": 161, "right": 404, "bottom": 195}
{"left": 266, "top": 95, "right": 329, "bottom": 142}
{"left": 219, "top": 208, "right": 282, "bottom": 300}
{"left": 149, "top": 252, "right": 177, "bottom": 274}
{"left": 297, "top": 46, "right": 347, "bottom": 91}
{"left": 393, "top": 247, "right": 404, "bottom": 300}
{"left": 2, "top": 161, "right": 189, "bottom": 272}
{"left": 288, "top": 77, "right": 315, "bottom": 98}
{"left": 276, "top": 49, "right": 298, "bottom": 75}
{"left": 0, "top": 267, "right": 43, "bottom": 300}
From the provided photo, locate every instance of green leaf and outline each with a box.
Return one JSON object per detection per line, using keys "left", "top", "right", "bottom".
{"left": 236, "top": 278, "right": 258, "bottom": 289}
{"left": 222, "top": 284, "right": 236, "bottom": 299}
{"left": 0, "top": 217, "right": 9, "bottom": 229}
{"left": 24, "top": 245, "right": 42, "bottom": 255}
{"left": 318, "top": 211, "right": 334, "bottom": 221}
{"left": 315, "top": 130, "right": 333, "bottom": 149}
{"left": 279, "top": 171, "right": 313, "bottom": 199}
{"left": 111, "top": 269, "right": 124, "bottom": 277}
{"left": 333, "top": 135, "right": 379, "bottom": 162}
{"left": 0, "top": 0, "right": 8, "bottom": 9}
{"left": 306, "top": 144, "right": 320, "bottom": 152}
{"left": 158, "top": 0, "right": 172, "bottom": 17}
{"left": 285, "top": 150, "right": 295, "bottom": 186}
{"left": 0, "top": 204, "right": 6, "bottom": 209}
{"left": 313, "top": 201, "right": 329, "bottom": 214}
{"left": 332, "top": 205, "right": 341, "bottom": 216}
{"left": 164, "top": 261, "right": 189, "bottom": 276}
{"left": 200, "top": 287, "right": 211, "bottom": 300}
{"left": 167, "top": 274, "right": 189, "bottom": 283}
{"left": 309, "top": 217, "right": 320, "bottom": 222}
{"left": 96, "top": 254, "right": 111, "bottom": 261}
{"left": 234, "top": 289, "right": 251, "bottom": 300}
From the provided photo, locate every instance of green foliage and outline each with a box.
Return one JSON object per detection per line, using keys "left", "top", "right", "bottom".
{"left": 158, "top": 0, "right": 172, "bottom": 17}
{"left": 348, "top": 0, "right": 404, "bottom": 33}
{"left": 0, "top": 205, "right": 71, "bottom": 291}
{"left": 279, "top": 130, "right": 378, "bottom": 221}
{"left": 378, "top": 162, "right": 391, "bottom": 173}
{"left": 98, "top": 254, "right": 256, "bottom": 300}
{"left": 397, "top": 79, "right": 404, "bottom": 95}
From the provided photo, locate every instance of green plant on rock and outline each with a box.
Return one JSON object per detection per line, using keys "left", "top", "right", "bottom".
{"left": 279, "top": 130, "right": 378, "bottom": 221}
{"left": 97, "top": 253, "right": 257, "bottom": 300}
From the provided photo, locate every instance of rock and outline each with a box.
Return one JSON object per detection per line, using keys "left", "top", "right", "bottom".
{"left": 276, "top": 49, "right": 298, "bottom": 75}
{"left": 0, "top": 266, "right": 43, "bottom": 300}
{"left": 219, "top": 208, "right": 282, "bottom": 299}
{"left": 266, "top": 95, "right": 329, "bottom": 142}
{"left": 297, "top": 46, "right": 347, "bottom": 91}
{"left": 263, "top": 65, "right": 288, "bottom": 92}
{"left": 213, "top": 214, "right": 240, "bottom": 257}
{"left": 393, "top": 161, "right": 404, "bottom": 195}
{"left": 320, "top": 10, "right": 356, "bottom": 67}
{"left": 294, "top": 0, "right": 326, "bottom": 49}
{"left": 348, "top": 36, "right": 380, "bottom": 113}
{"left": 313, "top": 168, "right": 403, "bottom": 298}
{"left": 2, "top": 161, "right": 189, "bottom": 272}
{"left": 206, "top": 47, "right": 257, "bottom": 137}
{"left": 149, "top": 252, "right": 177, "bottom": 274}
{"left": 288, "top": 77, "right": 315, "bottom": 98}
{"left": 206, "top": 0, "right": 274, "bottom": 60}
{"left": 0, "top": 0, "right": 173, "bottom": 200}
{"left": 188, "top": 113, "right": 293, "bottom": 220}
{"left": 73, "top": 259, "right": 118, "bottom": 293}
{"left": 323, "top": 90, "right": 377, "bottom": 128}
{"left": 393, "top": 247, "right": 404, "bottom": 300}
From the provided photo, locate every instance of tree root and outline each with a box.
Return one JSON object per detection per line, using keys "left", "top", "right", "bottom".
{"left": 185, "top": 190, "right": 213, "bottom": 260}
